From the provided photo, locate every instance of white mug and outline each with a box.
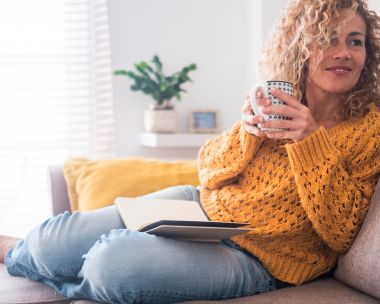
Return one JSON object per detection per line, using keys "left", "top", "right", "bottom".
{"left": 249, "top": 80, "right": 294, "bottom": 131}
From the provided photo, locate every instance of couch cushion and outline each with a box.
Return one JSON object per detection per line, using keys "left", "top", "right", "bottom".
{"left": 335, "top": 179, "right": 380, "bottom": 299}
{"left": 64, "top": 158, "right": 199, "bottom": 211}
{"left": 0, "top": 263, "right": 70, "bottom": 304}
{"left": 70, "top": 278, "right": 379, "bottom": 304}
{"left": 183, "top": 278, "right": 379, "bottom": 304}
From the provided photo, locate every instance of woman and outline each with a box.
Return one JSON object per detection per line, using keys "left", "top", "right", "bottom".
{"left": 1, "top": 0, "right": 380, "bottom": 303}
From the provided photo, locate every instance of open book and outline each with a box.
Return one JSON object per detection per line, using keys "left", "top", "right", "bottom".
{"left": 114, "top": 197, "right": 252, "bottom": 242}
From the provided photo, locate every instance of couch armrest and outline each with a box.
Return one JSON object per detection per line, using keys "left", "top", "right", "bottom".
{"left": 47, "top": 165, "right": 71, "bottom": 215}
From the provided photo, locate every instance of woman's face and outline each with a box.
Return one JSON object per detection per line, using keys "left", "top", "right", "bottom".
{"left": 307, "top": 10, "right": 367, "bottom": 97}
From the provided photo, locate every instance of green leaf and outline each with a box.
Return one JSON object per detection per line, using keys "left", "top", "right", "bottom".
{"left": 113, "top": 55, "right": 197, "bottom": 105}
{"left": 114, "top": 70, "right": 128, "bottom": 76}
{"left": 152, "top": 55, "right": 162, "bottom": 72}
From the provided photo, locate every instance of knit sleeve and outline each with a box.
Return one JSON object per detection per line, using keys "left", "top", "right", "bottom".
{"left": 197, "top": 121, "right": 263, "bottom": 190}
{"left": 285, "top": 112, "right": 380, "bottom": 253}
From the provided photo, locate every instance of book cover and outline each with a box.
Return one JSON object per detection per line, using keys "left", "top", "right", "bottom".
{"left": 114, "top": 197, "right": 252, "bottom": 242}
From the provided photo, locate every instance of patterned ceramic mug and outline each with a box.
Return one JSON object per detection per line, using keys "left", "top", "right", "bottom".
{"left": 249, "top": 80, "right": 294, "bottom": 131}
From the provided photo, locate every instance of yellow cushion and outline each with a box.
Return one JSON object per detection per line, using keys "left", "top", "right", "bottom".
{"left": 63, "top": 158, "right": 199, "bottom": 211}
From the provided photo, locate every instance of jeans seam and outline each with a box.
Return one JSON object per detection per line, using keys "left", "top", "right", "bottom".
{"left": 31, "top": 261, "right": 82, "bottom": 278}
{"left": 46, "top": 264, "right": 82, "bottom": 277}
{"left": 222, "top": 239, "right": 281, "bottom": 287}
{"left": 114, "top": 284, "right": 277, "bottom": 303}
{"left": 243, "top": 282, "right": 278, "bottom": 296}
{"left": 7, "top": 250, "right": 82, "bottom": 280}
{"left": 116, "top": 289, "right": 220, "bottom": 303}
{"left": 7, "top": 255, "right": 57, "bottom": 283}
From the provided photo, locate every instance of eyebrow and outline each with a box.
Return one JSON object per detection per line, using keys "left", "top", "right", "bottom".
{"left": 331, "top": 31, "right": 365, "bottom": 38}
{"left": 348, "top": 32, "right": 365, "bottom": 37}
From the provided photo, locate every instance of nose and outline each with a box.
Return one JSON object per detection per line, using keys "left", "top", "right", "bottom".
{"left": 332, "top": 42, "right": 351, "bottom": 60}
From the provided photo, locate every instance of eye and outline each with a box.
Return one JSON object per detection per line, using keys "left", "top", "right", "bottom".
{"left": 350, "top": 39, "right": 364, "bottom": 47}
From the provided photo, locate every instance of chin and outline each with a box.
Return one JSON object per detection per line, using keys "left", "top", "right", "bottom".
{"left": 323, "top": 82, "right": 358, "bottom": 94}
{"left": 329, "top": 87, "right": 354, "bottom": 94}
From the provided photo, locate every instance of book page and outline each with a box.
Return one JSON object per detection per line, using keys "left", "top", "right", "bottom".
{"left": 114, "top": 197, "right": 209, "bottom": 231}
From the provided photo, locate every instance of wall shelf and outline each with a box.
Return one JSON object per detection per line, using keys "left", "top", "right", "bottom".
{"left": 140, "top": 132, "right": 216, "bottom": 148}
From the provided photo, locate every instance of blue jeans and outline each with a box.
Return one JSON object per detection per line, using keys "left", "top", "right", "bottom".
{"left": 5, "top": 186, "right": 280, "bottom": 303}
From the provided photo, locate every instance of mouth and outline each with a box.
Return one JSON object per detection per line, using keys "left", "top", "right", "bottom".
{"left": 325, "top": 66, "right": 352, "bottom": 74}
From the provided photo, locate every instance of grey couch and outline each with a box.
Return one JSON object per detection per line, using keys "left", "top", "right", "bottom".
{"left": 1, "top": 166, "right": 379, "bottom": 304}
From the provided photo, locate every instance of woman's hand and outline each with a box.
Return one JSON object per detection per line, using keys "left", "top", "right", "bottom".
{"left": 259, "top": 88, "right": 320, "bottom": 142}
{"left": 241, "top": 91, "right": 268, "bottom": 137}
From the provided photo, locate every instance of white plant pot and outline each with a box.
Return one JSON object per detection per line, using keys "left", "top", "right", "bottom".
{"left": 144, "top": 109, "right": 178, "bottom": 133}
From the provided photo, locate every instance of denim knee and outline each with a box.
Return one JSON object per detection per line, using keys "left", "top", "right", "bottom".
{"left": 79, "top": 229, "right": 183, "bottom": 303}
{"left": 24, "top": 212, "right": 83, "bottom": 276}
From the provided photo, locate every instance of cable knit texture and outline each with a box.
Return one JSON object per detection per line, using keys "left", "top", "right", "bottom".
{"left": 198, "top": 104, "right": 380, "bottom": 286}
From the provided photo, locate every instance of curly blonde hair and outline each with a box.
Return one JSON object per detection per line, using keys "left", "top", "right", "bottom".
{"left": 261, "top": 0, "right": 380, "bottom": 119}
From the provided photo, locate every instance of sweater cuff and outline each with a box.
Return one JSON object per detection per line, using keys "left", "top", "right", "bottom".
{"left": 285, "top": 127, "right": 339, "bottom": 171}
{"left": 239, "top": 122, "right": 264, "bottom": 156}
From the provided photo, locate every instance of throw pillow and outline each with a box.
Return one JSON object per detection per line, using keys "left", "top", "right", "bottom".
{"left": 63, "top": 158, "right": 199, "bottom": 211}
{"left": 334, "top": 178, "right": 380, "bottom": 299}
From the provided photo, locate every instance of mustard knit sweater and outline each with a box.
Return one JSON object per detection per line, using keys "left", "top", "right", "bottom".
{"left": 198, "top": 105, "right": 380, "bottom": 286}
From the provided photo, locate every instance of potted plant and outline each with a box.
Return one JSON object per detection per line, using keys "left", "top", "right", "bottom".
{"left": 114, "top": 55, "right": 197, "bottom": 133}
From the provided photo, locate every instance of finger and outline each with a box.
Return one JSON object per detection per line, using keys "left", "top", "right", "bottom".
{"left": 256, "top": 129, "right": 267, "bottom": 137}
{"left": 259, "top": 119, "right": 298, "bottom": 130}
{"left": 242, "top": 113, "right": 264, "bottom": 125}
{"left": 269, "top": 88, "right": 302, "bottom": 109}
{"left": 243, "top": 122, "right": 267, "bottom": 137}
{"left": 261, "top": 104, "right": 300, "bottom": 119}
{"left": 255, "top": 88, "right": 271, "bottom": 107}
{"left": 265, "top": 130, "right": 290, "bottom": 139}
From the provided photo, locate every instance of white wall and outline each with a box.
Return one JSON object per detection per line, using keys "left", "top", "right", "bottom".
{"left": 108, "top": 0, "right": 253, "bottom": 159}
{"left": 369, "top": 0, "right": 380, "bottom": 13}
